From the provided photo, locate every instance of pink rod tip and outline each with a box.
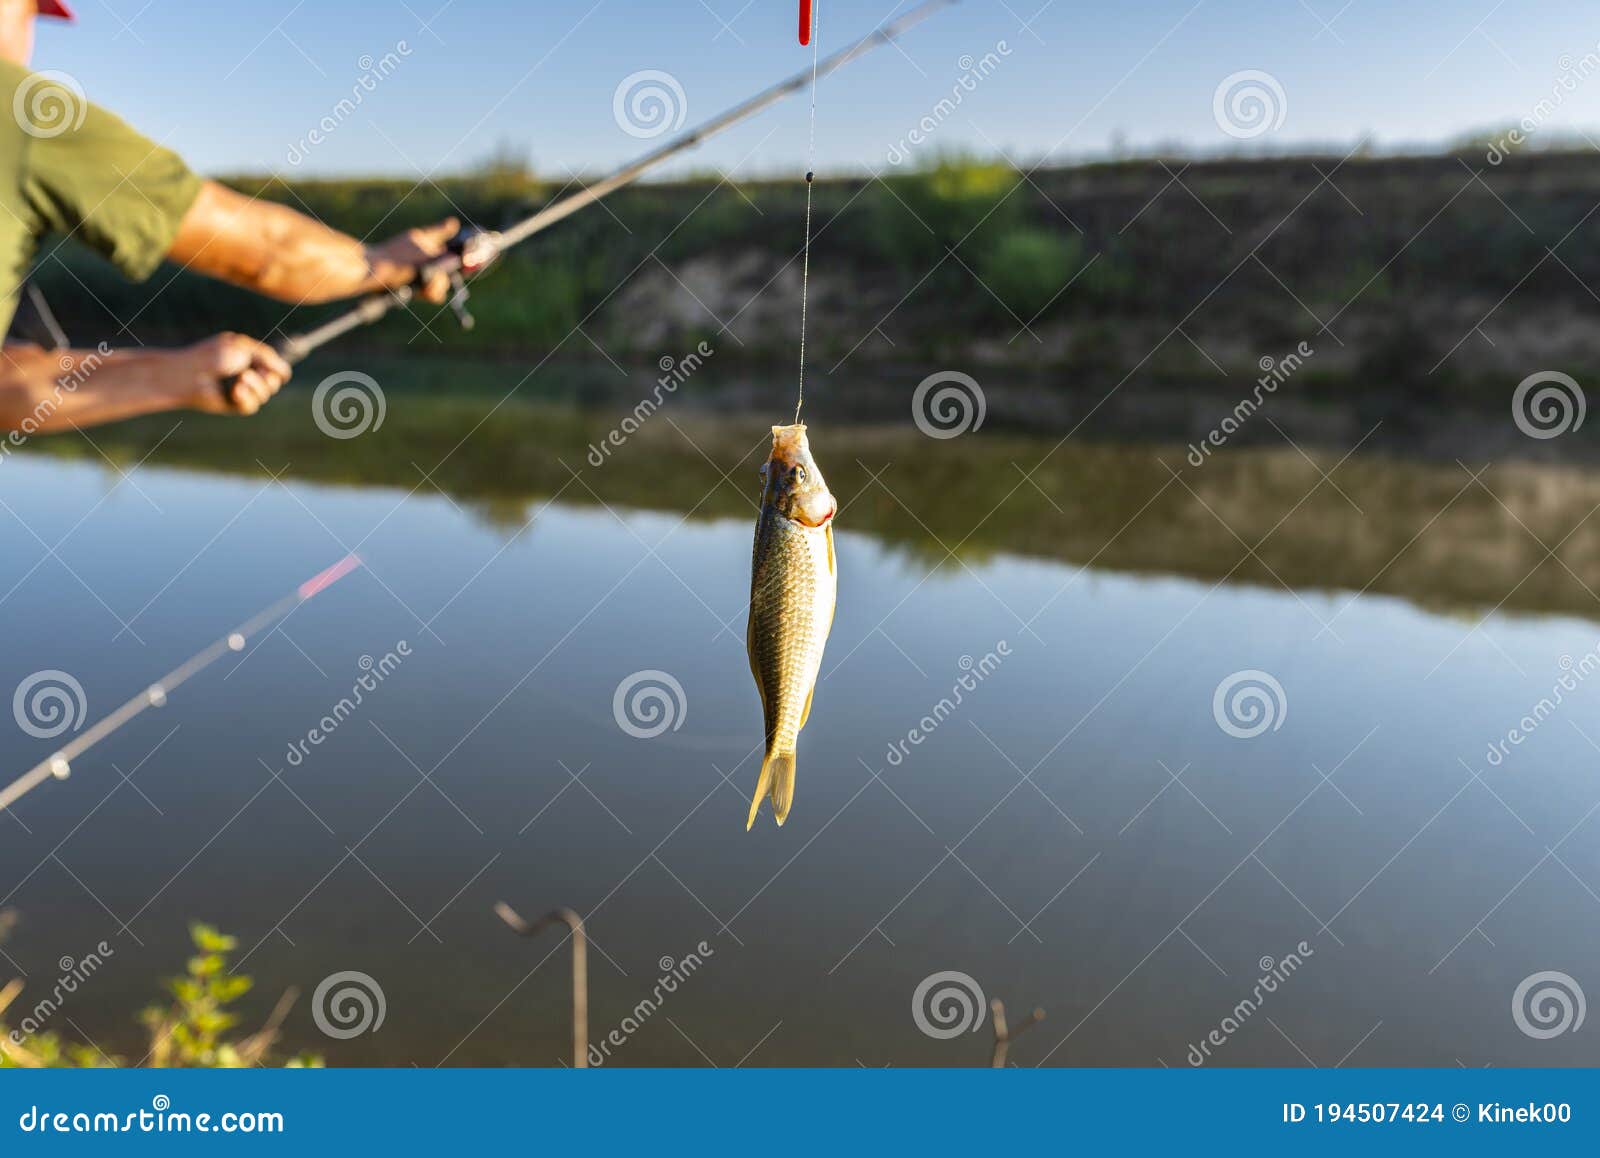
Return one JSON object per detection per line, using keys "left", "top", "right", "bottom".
{"left": 298, "top": 554, "right": 362, "bottom": 600}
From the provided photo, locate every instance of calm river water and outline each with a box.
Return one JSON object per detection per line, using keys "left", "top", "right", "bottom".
{"left": 0, "top": 364, "right": 1597, "bottom": 1066}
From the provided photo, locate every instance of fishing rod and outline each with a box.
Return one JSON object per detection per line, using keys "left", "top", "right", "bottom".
{"left": 222, "top": 0, "right": 959, "bottom": 402}
{"left": 0, "top": 555, "right": 363, "bottom": 814}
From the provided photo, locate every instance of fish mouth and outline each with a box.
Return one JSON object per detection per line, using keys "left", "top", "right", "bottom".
{"left": 793, "top": 495, "right": 836, "bottom": 528}
{"left": 769, "top": 423, "right": 809, "bottom": 465}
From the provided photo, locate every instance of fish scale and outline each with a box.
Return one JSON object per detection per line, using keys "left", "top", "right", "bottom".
{"left": 751, "top": 515, "right": 825, "bottom": 750}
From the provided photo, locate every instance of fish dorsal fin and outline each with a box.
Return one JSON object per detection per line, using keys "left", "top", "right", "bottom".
{"left": 798, "top": 683, "right": 815, "bottom": 730}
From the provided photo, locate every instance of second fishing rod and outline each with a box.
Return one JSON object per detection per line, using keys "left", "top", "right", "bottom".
{"left": 220, "top": 0, "right": 958, "bottom": 405}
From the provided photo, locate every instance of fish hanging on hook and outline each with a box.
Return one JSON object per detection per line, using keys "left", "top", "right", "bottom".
{"left": 746, "top": 425, "right": 837, "bottom": 828}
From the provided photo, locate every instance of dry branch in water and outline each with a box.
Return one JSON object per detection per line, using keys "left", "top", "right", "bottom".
{"left": 495, "top": 903, "right": 589, "bottom": 1068}
{"left": 990, "top": 998, "right": 1045, "bottom": 1068}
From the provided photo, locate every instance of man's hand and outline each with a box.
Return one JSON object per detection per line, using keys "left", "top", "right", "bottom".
{"left": 366, "top": 217, "right": 461, "bottom": 304}
{"left": 183, "top": 333, "right": 292, "bottom": 416}
{"left": 0, "top": 337, "right": 292, "bottom": 434}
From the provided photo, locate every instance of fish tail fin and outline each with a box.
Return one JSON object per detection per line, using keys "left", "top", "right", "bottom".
{"left": 770, "top": 751, "right": 797, "bottom": 826}
{"left": 747, "top": 749, "right": 797, "bottom": 829}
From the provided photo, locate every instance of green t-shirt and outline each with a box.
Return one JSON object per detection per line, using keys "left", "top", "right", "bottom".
{"left": 0, "top": 61, "right": 201, "bottom": 336}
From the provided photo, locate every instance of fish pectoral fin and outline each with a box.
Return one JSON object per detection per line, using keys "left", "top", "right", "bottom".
{"left": 825, "top": 525, "right": 837, "bottom": 636}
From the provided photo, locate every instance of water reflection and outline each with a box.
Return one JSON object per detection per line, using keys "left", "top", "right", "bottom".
{"left": 34, "top": 358, "right": 1600, "bottom": 625}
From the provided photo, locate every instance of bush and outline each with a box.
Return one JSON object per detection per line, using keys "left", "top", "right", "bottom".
{"left": 980, "top": 228, "right": 1084, "bottom": 319}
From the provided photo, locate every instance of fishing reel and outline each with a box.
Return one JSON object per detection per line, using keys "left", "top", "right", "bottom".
{"left": 437, "top": 224, "right": 503, "bottom": 331}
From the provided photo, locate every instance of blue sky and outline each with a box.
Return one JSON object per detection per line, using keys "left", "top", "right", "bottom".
{"left": 35, "top": 1, "right": 1600, "bottom": 179}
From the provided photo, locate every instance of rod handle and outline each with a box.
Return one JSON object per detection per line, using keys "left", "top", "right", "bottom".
{"left": 216, "top": 334, "right": 301, "bottom": 408}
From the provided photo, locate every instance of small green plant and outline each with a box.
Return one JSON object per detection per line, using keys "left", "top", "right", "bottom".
{"left": 1, "top": 922, "right": 320, "bottom": 1069}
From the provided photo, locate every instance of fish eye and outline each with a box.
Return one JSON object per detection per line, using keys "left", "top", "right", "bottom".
{"left": 792, "top": 465, "right": 807, "bottom": 483}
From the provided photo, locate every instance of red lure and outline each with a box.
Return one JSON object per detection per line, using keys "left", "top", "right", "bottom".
{"left": 798, "top": 0, "right": 812, "bottom": 45}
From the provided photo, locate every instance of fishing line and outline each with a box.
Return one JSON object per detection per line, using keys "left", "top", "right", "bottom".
{"left": 0, "top": 555, "right": 363, "bottom": 815}
{"left": 795, "top": 0, "right": 822, "bottom": 426}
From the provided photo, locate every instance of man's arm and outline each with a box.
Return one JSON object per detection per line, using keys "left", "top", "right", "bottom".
{"left": 166, "top": 181, "right": 459, "bottom": 305}
{"left": 0, "top": 336, "right": 289, "bottom": 433}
